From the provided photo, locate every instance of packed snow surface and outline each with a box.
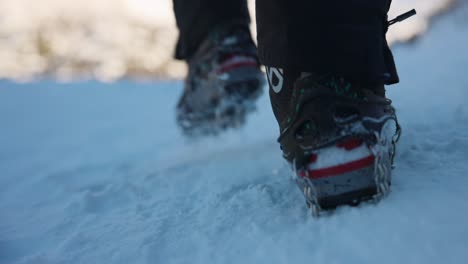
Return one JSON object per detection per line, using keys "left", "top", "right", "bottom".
{"left": 1, "top": 8, "right": 468, "bottom": 264}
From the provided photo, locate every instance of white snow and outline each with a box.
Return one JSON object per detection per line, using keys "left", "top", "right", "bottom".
{"left": 1, "top": 6, "right": 468, "bottom": 264}
{"left": 307, "top": 143, "right": 373, "bottom": 170}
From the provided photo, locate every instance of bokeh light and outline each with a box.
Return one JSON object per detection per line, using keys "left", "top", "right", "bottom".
{"left": 0, "top": 0, "right": 454, "bottom": 82}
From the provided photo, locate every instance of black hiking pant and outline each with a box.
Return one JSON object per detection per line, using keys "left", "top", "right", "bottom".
{"left": 173, "top": 0, "right": 399, "bottom": 85}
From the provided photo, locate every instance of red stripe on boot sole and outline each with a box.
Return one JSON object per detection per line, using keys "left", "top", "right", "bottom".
{"left": 218, "top": 61, "right": 258, "bottom": 74}
{"left": 302, "top": 155, "right": 375, "bottom": 179}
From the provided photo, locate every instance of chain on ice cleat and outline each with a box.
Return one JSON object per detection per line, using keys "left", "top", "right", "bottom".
{"left": 294, "top": 116, "right": 401, "bottom": 217}
{"left": 274, "top": 71, "right": 404, "bottom": 217}
{"left": 176, "top": 23, "right": 265, "bottom": 136}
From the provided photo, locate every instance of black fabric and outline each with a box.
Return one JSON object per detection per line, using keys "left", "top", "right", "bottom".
{"left": 173, "top": 0, "right": 399, "bottom": 85}
{"left": 173, "top": 0, "right": 250, "bottom": 60}
{"left": 256, "top": 0, "right": 399, "bottom": 84}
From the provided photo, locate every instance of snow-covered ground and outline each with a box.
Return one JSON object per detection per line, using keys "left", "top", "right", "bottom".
{"left": 1, "top": 6, "right": 468, "bottom": 264}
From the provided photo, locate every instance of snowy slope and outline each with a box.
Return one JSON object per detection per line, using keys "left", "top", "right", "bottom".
{"left": 1, "top": 8, "right": 468, "bottom": 264}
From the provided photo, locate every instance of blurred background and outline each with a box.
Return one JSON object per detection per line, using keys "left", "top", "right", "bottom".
{"left": 1, "top": 1, "right": 468, "bottom": 264}
{"left": 0, "top": 0, "right": 456, "bottom": 82}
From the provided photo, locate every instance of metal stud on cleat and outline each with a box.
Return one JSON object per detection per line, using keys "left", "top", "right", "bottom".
{"left": 294, "top": 118, "right": 400, "bottom": 217}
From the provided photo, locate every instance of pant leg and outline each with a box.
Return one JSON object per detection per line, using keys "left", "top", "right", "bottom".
{"left": 173, "top": 0, "right": 250, "bottom": 60}
{"left": 255, "top": 0, "right": 398, "bottom": 85}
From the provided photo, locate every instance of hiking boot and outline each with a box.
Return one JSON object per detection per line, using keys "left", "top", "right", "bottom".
{"left": 176, "top": 23, "right": 264, "bottom": 136}
{"left": 267, "top": 67, "right": 401, "bottom": 216}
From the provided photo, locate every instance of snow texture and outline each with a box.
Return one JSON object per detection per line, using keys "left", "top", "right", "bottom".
{"left": 1, "top": 7, "right": 468, "bottom": 264}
